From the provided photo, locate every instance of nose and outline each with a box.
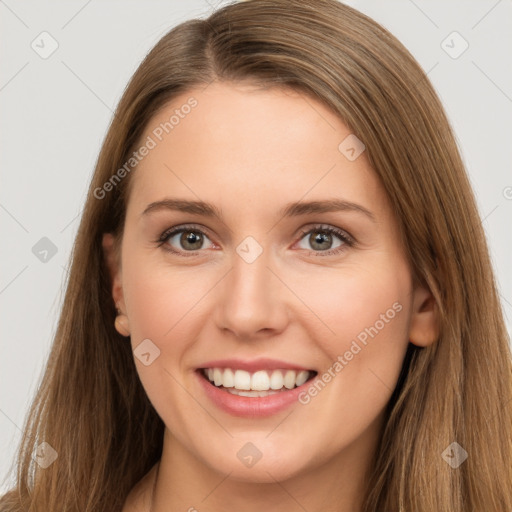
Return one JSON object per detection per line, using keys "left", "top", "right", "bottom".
{"left": 214, "top": 247, "right": 290, "bottom": 340}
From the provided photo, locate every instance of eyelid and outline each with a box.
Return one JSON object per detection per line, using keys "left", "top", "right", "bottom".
{"left": 157, "top": 223, "right": 215, "bottom": 244}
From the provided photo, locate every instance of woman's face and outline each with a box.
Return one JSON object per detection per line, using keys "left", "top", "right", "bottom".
{"left": 104, "top": 81, "right": 436, "bottom": 483}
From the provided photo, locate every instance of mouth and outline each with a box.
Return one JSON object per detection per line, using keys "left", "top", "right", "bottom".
{"left": 197, "top": 367, "right": 318, "bottom": 397}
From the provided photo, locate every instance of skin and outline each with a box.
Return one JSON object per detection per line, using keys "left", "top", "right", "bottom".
{"left": 103, "top": 81, "right": 439, "bottom": 512}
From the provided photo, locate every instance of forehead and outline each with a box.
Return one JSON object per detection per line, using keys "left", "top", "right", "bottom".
{"left": 126, "top": 81, "right": 389, "bottom": 222}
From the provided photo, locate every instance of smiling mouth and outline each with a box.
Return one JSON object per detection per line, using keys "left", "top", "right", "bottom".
{"left": 198, "top": 367, "right": 318, "bottom": 397}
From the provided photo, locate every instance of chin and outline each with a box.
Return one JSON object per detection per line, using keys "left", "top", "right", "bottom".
{"left": 200, "top": 441, "right": 310, "bottom": 483}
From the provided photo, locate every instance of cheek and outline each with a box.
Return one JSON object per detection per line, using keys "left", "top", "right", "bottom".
{"left": 121, "top": 256, "right": 206, "bottom": 423}
{"left": 295, "top": 259, "right": 411, "bottom": 385}
{"left": 122, "top": 246, "right": 207, "bottom": 342}
{"left": 292, "top": 264, "right": 411, "bottom": 443}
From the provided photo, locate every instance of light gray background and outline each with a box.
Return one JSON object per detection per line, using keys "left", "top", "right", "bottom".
{"left": 1, "top": 0, "right": 511, "bottom": 492}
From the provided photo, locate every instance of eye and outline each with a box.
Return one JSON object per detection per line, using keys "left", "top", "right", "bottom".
{"left": 157, "top": 224, "right": 215, "bottom": 255}
{"left": 156, "top": 223, "right": 355, "bottom": 257}
{"left": 295, "top": 225, "right": 354, "bottom": 256}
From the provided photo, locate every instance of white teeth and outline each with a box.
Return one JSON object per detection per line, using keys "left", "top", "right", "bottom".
{"left": 295, "top": 370, "right": 309, "bottom": 387}
{"left": 223, "top": 368, "right": 235, "bottom": 388}
{"left": 251, "top": 370, "right": 270, "bottom": 391}
{"left": 234, "top": 370, "right": 251, "bottom": 390}
{"left": 269, "top": 370, "right": 284, "bottom": 390}
{"left": 227, "top": 388, "right": 281, "bottom": 397}
{"left": 203, "top": 367, "right": 313, "bottom": 391}
{"left": 283, "top": 370, "right": 296, "bottom": 389}
{"left": 213, "top": 368, "right": 223, "bottom": 387}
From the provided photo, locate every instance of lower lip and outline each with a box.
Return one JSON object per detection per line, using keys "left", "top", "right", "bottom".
{"left": 196, "top": 370, "right": 315, "bottom": 418}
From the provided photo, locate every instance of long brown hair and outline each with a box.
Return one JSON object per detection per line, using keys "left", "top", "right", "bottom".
{"left": 2, "top": 1, "right": 511, "bottom": 510}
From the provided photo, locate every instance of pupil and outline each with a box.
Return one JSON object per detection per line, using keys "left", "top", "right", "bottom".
{"left": 311, "top": 231, "right": 331, "bottom": 250}
{"left": 182, "top": 231, "right": 202, "bottom": 249}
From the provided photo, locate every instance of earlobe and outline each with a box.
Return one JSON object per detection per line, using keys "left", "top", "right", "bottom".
{"left": 103, "top": 233, "right": 131, "bottom": 337}
{"left": 408, "top": 283, "right": 439, "bottom": 348}
{"left": 114, "top": 313, "right": 131, "bottom": 337}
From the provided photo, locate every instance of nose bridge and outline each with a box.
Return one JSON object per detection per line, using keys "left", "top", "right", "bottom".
{"left": 216, "top": 237, "right": 288, "bottom": 337}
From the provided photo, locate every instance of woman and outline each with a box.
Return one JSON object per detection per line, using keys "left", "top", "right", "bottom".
{"left": 1, "top": 0, "right": 511, "bottom": 511}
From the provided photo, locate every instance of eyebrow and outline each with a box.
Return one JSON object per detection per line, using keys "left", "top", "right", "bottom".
{"left": 141, "top": 198, "right": 376, "bottom": 223}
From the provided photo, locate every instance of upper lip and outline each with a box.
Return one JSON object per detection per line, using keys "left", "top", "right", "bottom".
{"left": 198, "top": 358, "right": 314, "bottom": 373}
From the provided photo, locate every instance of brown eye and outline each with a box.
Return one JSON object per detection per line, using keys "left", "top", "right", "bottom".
{"left": 296, "top": 225, "right": 354, "bottom": 256}
{"left": 158, "top": 225, "right": 214, "bottom": 254}
{"left": 308, "top": 231, "right": 335, "bottom": 251}
{"left": 177, "top": 230, "right": 205, "bottom": 250}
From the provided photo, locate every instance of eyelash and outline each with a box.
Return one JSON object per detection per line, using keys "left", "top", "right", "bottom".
{"left": 155, "top": 223, "right": 355, "bottom": 258}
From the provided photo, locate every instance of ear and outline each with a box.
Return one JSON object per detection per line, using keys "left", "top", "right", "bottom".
{"left": 408, "top": 281, "right": 439, "bottom": 348}
{"left": 102, "top": 233, "right": 125, "bottom": 313}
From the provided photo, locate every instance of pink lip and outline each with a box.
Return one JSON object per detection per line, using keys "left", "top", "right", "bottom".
{"left": 195, "top": 369, "right": 316, "bottom": 418}
{"left": 198, "top": 358, "right": 313, "bottom": 373}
